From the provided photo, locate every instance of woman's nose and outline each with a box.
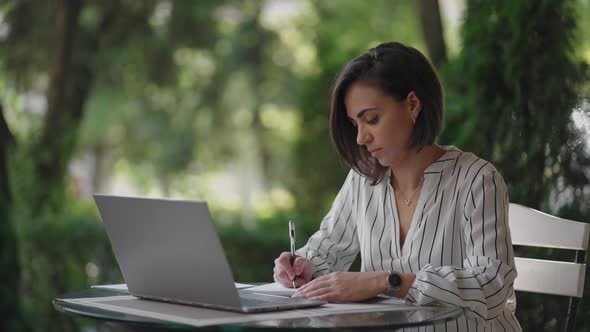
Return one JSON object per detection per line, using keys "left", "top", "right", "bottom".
{"left": 356, "top": 127, "right": 371, "bottom": 145}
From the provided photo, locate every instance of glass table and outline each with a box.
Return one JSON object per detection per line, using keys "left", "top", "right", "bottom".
{"left": 54, "top": 288, "right": 465, "bottom": 331}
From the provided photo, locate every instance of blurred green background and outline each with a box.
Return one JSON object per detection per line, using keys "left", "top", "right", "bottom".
{"left": 1, "top": 0, "right": 589, "bottom": 331}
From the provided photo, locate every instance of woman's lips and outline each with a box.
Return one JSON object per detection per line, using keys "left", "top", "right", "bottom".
{"left": 370, "top": 148, "right": 382, "bottom": 157}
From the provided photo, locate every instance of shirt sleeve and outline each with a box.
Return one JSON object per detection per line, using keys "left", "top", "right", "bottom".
{"left": 295, "top": 170, "right": 360, "bottom": 278}
{"left": 405, "top": 170, "right": 517, "bottom": 320}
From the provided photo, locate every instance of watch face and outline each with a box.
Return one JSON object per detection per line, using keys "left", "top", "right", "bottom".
{"left": 388, "top": 273, "right": 402, "bottom": 288}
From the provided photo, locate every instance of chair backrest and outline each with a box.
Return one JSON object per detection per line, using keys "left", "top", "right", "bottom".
{"left": 509, "top": 203, "right": 590, "bottom": 298}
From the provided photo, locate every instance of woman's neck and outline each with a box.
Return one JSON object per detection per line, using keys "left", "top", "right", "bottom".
{"left": 391, "top": 144, "right": 446, "bottom": 192}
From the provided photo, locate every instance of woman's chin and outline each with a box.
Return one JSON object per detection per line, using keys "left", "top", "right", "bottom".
{"left": 374, "top": 157, "right": 390, "bottom": 167}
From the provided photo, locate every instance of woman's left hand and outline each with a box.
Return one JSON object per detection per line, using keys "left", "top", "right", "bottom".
{"left": 292, "top": 271, "right": 389, "bottom": 302}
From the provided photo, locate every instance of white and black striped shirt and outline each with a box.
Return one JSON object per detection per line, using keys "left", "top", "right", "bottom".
{"left": 297, "top": 146, "right": 522, "bottom": 331}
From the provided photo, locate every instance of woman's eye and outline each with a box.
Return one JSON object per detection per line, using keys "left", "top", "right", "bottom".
{"left": 367, "top": 117, "right": 378, "bottom": 125}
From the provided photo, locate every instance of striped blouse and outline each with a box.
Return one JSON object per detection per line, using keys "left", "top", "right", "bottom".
{"left": 296, "top": 146, "right": 522, "bottom": 331}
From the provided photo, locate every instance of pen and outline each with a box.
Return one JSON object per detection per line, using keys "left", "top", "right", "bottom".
{"left": 289, "top": 219, "right": 297, "bottom": 288}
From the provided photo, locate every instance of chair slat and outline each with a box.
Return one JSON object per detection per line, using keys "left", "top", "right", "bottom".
{"left": 513, "top": 257, "right": 586, "bottom": 298}
{"left": 509, "top": 203, "right": 590, "bottom": 250}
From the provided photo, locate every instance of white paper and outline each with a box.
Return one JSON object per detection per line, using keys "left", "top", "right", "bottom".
{"left": 235, "top": 283, "right": 255, "bottom": 289}
{"left": 91, "top": 282, "right": 255, "bottom": 292}
{"left": 245, "top": 283, "right": 407, "bottom": 304}
{"left": 245, "top": 282, "right": 296, "bottom": 296}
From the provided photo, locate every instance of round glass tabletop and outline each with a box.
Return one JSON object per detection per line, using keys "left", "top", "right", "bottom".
{"left": 54, "top": 288, "right": 465, "bottom": 331}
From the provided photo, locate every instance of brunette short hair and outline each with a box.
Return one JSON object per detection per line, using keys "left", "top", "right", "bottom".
{"left": 330, "top": 42, "right": 443, "bottom": 184}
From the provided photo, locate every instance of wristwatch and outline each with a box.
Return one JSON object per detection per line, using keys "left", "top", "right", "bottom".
{"left": 384, "top": 271, "right": 402, "bottom": 297}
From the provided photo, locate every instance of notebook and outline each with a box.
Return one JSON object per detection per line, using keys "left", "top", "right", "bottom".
{"left": 93, "top": 194, "right": 325, "bottom": 313}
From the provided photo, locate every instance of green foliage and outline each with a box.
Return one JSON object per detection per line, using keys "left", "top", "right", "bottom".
{"left": 441, "top": 0, "right": 590, "bottom": 210}
{"left": 0, "top": 188, "right": 21, "bottom": 331}
{"left": 8, "top": 141, "right": 119, "bottom": 332}
{"left": 16, "top": 215, "right": 117, "bottom": 331}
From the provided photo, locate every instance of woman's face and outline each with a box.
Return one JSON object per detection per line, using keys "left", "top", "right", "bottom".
{"left": 344, "top": 82, "right": 419, "bottom": 168}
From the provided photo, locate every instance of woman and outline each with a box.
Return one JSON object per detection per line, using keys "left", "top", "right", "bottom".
{"left": 273, "top": 42, "right": 521, "bottom": 331}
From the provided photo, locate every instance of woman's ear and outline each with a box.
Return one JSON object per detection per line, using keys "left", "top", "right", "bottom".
{"left": 406, "top": 91, "right": 422, "bottom": 121}
{"left": 407, "top": 91, "right": 421, "bottom": 113}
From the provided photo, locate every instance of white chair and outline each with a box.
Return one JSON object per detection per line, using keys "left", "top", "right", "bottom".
{"left": 509, "top": 203, "right": 590, "bottom": 332}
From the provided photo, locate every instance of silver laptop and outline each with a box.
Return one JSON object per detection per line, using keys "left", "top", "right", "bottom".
{"left": 93, "top": 194, "right": 325, "bottom": 313}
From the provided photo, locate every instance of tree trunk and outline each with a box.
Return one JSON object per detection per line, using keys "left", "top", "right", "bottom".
{"left": 33, "top": 0, "right": 83, "bottom": 212}
{"left": 416, "top": 0, "right": 447, "bottom": 68}
{"left": 0, "top": 103, "right": 23, "bottom": 331}
{"left": 0, "top": 103, "right": 14, "bottom": 199}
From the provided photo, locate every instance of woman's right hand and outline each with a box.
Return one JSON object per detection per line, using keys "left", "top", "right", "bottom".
{"left": 273, "top": 252, "right": 315, "bottom": 288}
